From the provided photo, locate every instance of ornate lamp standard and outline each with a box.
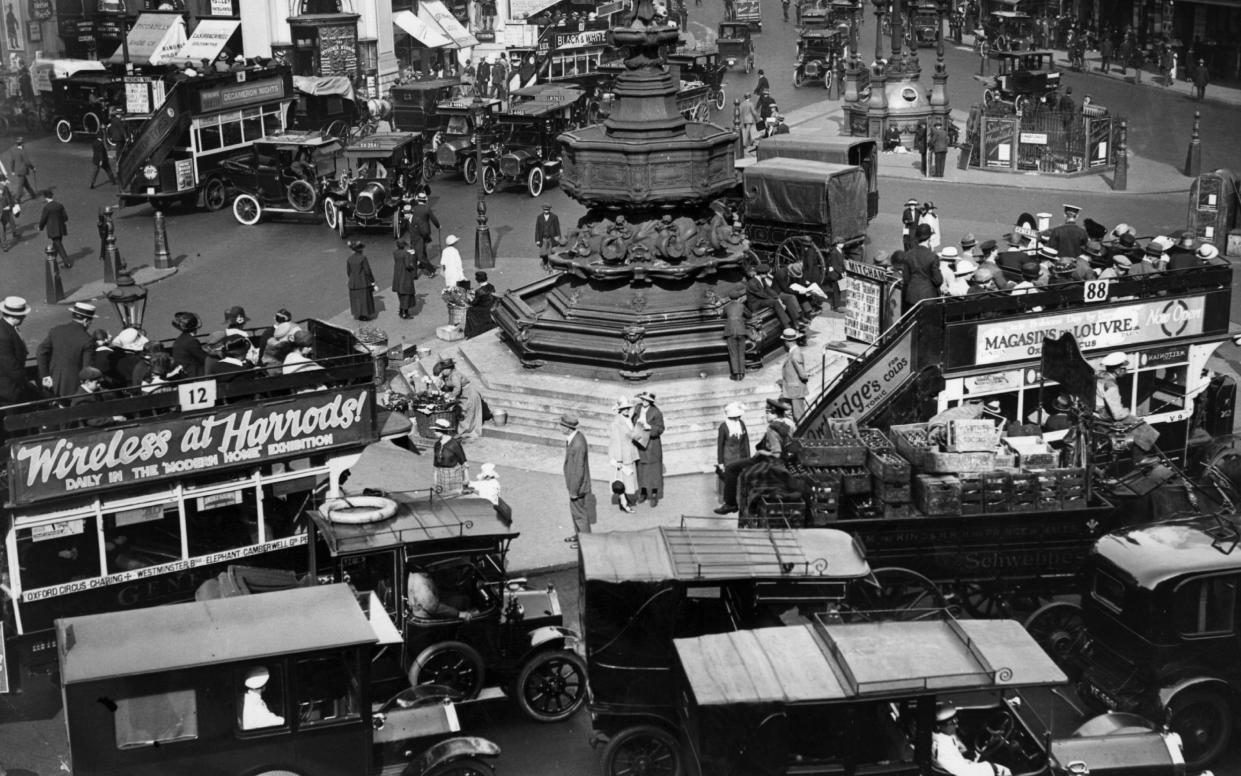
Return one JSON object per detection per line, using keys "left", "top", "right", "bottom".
{"left": 471, "top": 93, "right": 495, "bottom": 270}
{"left": 106, "top": 270, "right": 149, "bottom": 330}
{"left": 871, "top": 0, "right": 889, "bottom": 64}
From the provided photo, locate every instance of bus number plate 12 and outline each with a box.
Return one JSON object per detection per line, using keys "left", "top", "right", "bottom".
{"left": 178, "top": 380, "right": 218, "bottom": 411}
{"left": 1083, "top": 279, "right": 1110, "bottom": 304}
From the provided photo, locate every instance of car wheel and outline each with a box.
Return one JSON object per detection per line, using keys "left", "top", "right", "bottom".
{"left": 54, "top": 119, "right": 73, "bottom": 143}
{"left": 423, "top": 154, "right": 438, "bottom": 182}
{"left": 823, "top": 69, "right": 834, "bottom": 92}
{"left": 481, "top": 164, "right": 497, "bottom": 195}
{"left": 407, "top": 640, "right": 485, "bottom": 701}
{"left": 1169, "top": 688, "right": 1233, "bottom": 769}
{"left": 514, "top": 649, "right": 585, "bottom": 723}
{"left": 105, "top": 120, "right": 125, "bottom": 148}
{"left": 82, "top": 111, "right": 102, "bottom": 136}
{"left": 323, "top": 197, "right": 339, "bottom": 230}
{"left": 1014, "top": 94, "right": 1028, "bottom": 113}
{"left": 463, "top": 156, "right": 478, "bottom": 185}
{"left": 203, "top": 178, "right": 228, "bottom": 212}
{"left": 287, "top": 179, "right": 317, "bottom": 213}
{"left": 714, "top": 87, "right": 727, "bottom": 111}
{"left": 526, "top": 166, "right": 544, "bottom": 198}
{"left": 983, "top": 89, "right": 995, "bottom": 107}
{"left": 232, "top": 194, "right": 262, "bottom": 226}
{"left": 602, "top": 725, "right": 682, "bottom": 776}
{"left": 794, "top": 70, "right": 807, "bottom": 87}
{"left": 1023, "top": 601, "right": 1083, "bottom": 674}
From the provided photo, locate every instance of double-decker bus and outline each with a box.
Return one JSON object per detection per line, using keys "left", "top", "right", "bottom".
{"left": 0, "top": 321, "right": 396, "bottom": 693}
{"left": 116, "top": 64, "right": 295, "bottom": 211}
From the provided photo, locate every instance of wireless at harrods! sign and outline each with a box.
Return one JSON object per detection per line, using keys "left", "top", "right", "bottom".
{"left": 8, "top": 389, "right": 373, "bottom": 506}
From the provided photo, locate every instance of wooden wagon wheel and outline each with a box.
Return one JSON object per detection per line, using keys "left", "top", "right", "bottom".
{"left": 845, "top": 567, "right": 946, "bottom": 622}
{"left": 1024, "top": 601, "right": 1084, "bottom": 674}
{"left": 775, "top": 234, "right": 824, "bottom": 269}
{"left": 956, "top": 581, "right": 1044, "bottom": 621}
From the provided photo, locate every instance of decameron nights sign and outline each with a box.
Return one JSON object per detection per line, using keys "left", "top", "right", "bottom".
{"left": 8, "top": 389, "right": 373, "bottom": 506}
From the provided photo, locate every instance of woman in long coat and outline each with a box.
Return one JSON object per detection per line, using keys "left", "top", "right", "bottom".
{"left": 632, "top": 391, "right": 665, "bottom": 507}
{"left": 716, "top": 402, "right": 750, "bottom": 505}
{"left": 346, "top": 240, "right": 377, "bottom": 321}
{"left": 392, "top": 239, "right": 418, "bottom": 319}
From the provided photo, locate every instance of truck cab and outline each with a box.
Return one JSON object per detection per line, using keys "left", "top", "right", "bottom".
{"left": 1075, "top": 513, "right": 1241, "bottom": 769}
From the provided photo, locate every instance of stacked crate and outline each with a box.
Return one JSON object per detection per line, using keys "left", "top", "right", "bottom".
{"left": 787, "top": 464, "right": 841, "bottom": 525}
{"left": 1009, "top": 472, "right": 1039, "bottom": 512}
{"left": 800, "top": 436, "right": 869, "bottom": 519}
{"left": 1052, "top": 467, "right": 1087, "bottom": 508}
{"left": 753, "top": 496, "right": 806, "bottom": 528}
{"left": 868, "top": 448, "right": 912, "bottom": 517}
{"left": 1036, "top": 471, "right": 1061, "bottom": 510}
{"left": 981, "top": 471, "right": 1012, "bottom": 513}
{"left": 914, "top": 474, "right": 962, "bottom": 516}
{"left": 959, "top": 474, "right": 985, "bottom": 515}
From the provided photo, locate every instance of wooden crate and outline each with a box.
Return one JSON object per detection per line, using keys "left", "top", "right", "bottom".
{"left": 874, "top": 478, "right": 912, "bottom": 503}
{"left": 829, "top": 467, "right": 872, "bottom": 495}
{"left": 858, "top": 428, "right": 895, "bottom": 451}
{"left": 843, "top": 495, "right": 883, "bottom": 520}
{"left": 755, "top": 497, "right": 806, "bottom": 528}
{"left": 914, "top": 474, "right": 961, "bottom": 516}
{"left": 867, "top": 449, "right": 912, "bottom": 483}
{"left": 891, "top": 423, "right": 1006, "bottom": 474}
{"left": 826, "top": 418, "right": 860, "bottom": 439}
{"left": 947, "top": 419, "right": 1002, "bottom": 452}
{"left": 799, "top": 440, "right": 868, "bottom": 467}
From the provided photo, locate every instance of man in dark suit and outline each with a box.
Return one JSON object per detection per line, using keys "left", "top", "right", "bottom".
{"left": 0, "top": 295, "right": 33, "bottom": 404}
{"left": 723, "top": 290, "right": 747, "bottom": 381}
{"left": 38, "top": 189, "right": 72, "bottom": 269}
{"left": 744, "top": 264, "right": 802, "bottom": 329}
{"left": 89, "top": 130, "right": 115, "bottom": 189}
{"left": 754, "top": 69, "right": 770, "bottom": 96}
{"left": 1165, "top": 231, "right": 1199, "bottom": 271}
{"left": 534, "top": 204, "right": 561, "bottom": 271}
{"left": 37, "top": 301, "right": 96, "bottom": 397}
{"left": 562, "top": 413, "right": 593, "bottom": 536}
{"left": 1045, "top": 204, "right": 1088, "bottom": 262}
{"left": 901, "top": 198, "right": 920, "bottom": 251}
{"left": 824, "top": 237, "right": 847, "bottom": 311}
{"left": 930, "top": 121, "right": 949, "bottom": 177}
{"left": 210, "top": 336, "right": 254, "bottom": 381}
{"left": 7, "top": 136, "right": 36, "bottom": 203}
{"left": 902, "top": 224, "right": 943, "bottom": 310}
{"left": 392, "top": 238, "right": 418, "bottom": 319}
{"left": 408, "top": 192, "right": 440, "bottom": 277}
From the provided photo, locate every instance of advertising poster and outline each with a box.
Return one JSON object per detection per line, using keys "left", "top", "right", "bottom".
{"left": 2, "top": 0, "right": 27, "bottom": 66}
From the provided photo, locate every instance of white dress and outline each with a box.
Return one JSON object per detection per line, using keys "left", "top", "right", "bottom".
{"left": 441, "top": 245, "right": 465, "bottom": 287}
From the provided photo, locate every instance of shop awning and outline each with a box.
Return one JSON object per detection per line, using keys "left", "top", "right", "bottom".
{"left": 419, "top": 0, "right": 479, "bottom": 49}
{"left": 393, "top": 9, "right": 451, "bottom": 49}
{"left": 107, "top": 12, "right": 187, "bottom": 66}
{"left": 169, "top": 19, "right": 239, "bottom": 65}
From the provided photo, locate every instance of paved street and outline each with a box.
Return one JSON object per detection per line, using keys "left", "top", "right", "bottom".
{"left": 3, "top": 2, "right": 1241, "bottom": 774}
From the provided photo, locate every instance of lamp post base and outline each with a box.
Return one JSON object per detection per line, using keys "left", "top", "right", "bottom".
{"left": 475, "top": 225, "right": 495, "bottom": 269}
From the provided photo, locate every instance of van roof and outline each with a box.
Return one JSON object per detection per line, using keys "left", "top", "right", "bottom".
{"left": 1095, "top": 516, "right": 1241, "bottom": 590}
{"left": 57, "top": 585, "right": 376, "bottom": 685}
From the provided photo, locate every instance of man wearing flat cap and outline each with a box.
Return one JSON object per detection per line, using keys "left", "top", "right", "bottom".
{"left": 932, "top": 702, "right": 1012, "bottom": 776}
{"left": 1045, "top": 204, "right": 1088, "bottom": 261}
{"left": 37, "top": 301, "right": 96, "bottom": 397}
{"left": 715, "top": 398, "right": 796, "bottom": 514}
{"left": 561, "top": 413, "right": 594, "bottom": 535}
{"left": 902, "top": 223, "right": 942, "bottom": 310}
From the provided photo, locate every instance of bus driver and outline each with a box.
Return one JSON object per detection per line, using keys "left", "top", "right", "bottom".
{"left": 242, "top": 666, "right": 285, "bottom": 730}
{"left": 932, "top": 702, "right": 1011, "bottom": 776}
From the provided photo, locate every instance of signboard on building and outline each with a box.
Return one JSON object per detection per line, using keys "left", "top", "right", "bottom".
{"left": 972, "top": 297, "right": 1207, "bottom": 366}
{"left": 30, "top": 0, "right": 53, "bottom": 22}
{"left": 316, "top": 23, "right": 358, "bottom": 78}
{"left": 555, "top": 29, "right": 608, "bottom": 48}
{"left": 7, "top": 388, "right": 374, "bottom": 506}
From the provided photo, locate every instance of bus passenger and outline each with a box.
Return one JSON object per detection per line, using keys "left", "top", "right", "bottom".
{"left": 242, "top": 667, "right": 285, "bottom": 730}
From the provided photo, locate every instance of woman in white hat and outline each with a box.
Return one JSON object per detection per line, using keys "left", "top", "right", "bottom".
{"left": 715, "top": 403, "right": 751, "bottom": 503}
{"left": 440, "top": 234, "right": 464, "bottom": 287}
{"left": 468, "top": 462, "right": 501, "bottom": 506}
{"left": 431, "top": 418, "right": 468, "bottom": 494}
{"left": 608, "top": 396, "right": 640, "bottom": 513}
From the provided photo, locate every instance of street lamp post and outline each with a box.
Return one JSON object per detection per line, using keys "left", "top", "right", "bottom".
{"left": 106, "top": 270, "right": 149, "bottom": 330}
{"left": 872, "top": 0, "right": 888, "bottom": 64}
{"left": 471, "top": 96, "right": 495, "bottom": 270}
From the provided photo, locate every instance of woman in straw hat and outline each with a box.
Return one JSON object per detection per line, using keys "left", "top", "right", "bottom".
{"left": 431, "top": 418, "right": 468, "bottom": 495}
{"left": 608, "top": 397, "right": 640, "bottom": 513}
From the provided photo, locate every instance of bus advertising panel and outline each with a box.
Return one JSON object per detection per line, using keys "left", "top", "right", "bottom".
{"left": 8, "top": 388, "right": 374, "bottom": 506}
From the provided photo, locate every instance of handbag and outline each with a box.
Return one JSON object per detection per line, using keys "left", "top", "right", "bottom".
{"left": 494, "top": 497, "right": 512, "bottom": 527}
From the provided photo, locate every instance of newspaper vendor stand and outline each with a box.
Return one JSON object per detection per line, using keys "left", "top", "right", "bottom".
{"left": 57, "top": 584, "right": 501, "bottom": 776}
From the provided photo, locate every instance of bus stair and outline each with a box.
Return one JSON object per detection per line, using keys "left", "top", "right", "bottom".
{"left": 117, "top": 83, "right": 190, "bottom": 194}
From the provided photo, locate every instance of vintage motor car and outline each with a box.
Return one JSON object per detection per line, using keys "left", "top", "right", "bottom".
{"left": 977, "top": 50, "right": 1062, "bottom": 112}
{"left": 288, "top": 74, "right": 362, "bottom": 138}
{"left": 667, "top": 46, "right": 729, "bottom": 111}
{"left": 1074, "top": 512, "right": 1241, "bottom": 768}
{"left": 57, "top": 584, "right": 501, "bottom": 776}
{"left": 793, "top": 28, "right": 846, "bottom": 88}
{"left": 388, "top": 77, "right": 462, "bottom": 134}
{"left": 910, "top": 0, "right": 941, "bottom": 46}
{"left": 601, "top": 616, "right": 1187, "bottom": 776}
{"left": 200, "top": 481, "right": 587, "bottom": 724}
{"left": 429, "top": 98, "right": 503, "bottom": 183}
{"left": 322, "top": 132, "right": 427, "bottom": 238}
{"left": 716, "top": 22, "right": 756, "bottom": 73}
{"left": 47, "top": 70, "right": 120, "bottom": 144}
{"left": 798, "top": 0, "right": 857, "bottom": 31}
{"left": 223, "top": 131, "right": 343, "bottom": 225}
{"left": 488, "top": 96, "right": 580, "bottom": 197}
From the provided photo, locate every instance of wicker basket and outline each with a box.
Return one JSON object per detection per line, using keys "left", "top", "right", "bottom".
{"left": 447, "top": 304, "right": 467, "bottom": 326}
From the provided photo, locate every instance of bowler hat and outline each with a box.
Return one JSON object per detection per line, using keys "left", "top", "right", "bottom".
{"left": 559, "top": 413, "right": 580, "bottom": 429}
{"left": 915, "top": 224, "right": 933, "bottom": 241}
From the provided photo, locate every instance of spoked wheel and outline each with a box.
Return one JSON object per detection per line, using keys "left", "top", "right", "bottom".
{"left": 794, "top": 70, "right": 807, "bottom": 87}
{"left": 232, "top": 193, "right": 262, "bottom": 226}
{"left": 1014, "top": 94, "right": 1029, "bottom": 113}
{"left": 958, "top": 582, "right": 1042, "bottom": 620}
{"left": 481, "top": 164, "right": 498, "bottom": 195}
{"left": 713, "top": 87, "right": 727, "bottom": 111}
{"left": 526, "top": 166, "right": 544, "bottom": 197}
{"left": 983, "top": 89, "right": 995, "bottom": 107}
{"left": 105, "top": 120, "right": 125, "bottom": 148}
{"left": 1024, "top": 602, "right": 1083, "bottom": 673}
{"left": 1168, "top": 688, "right": 1233, "bottom": 769}
{"left": 323, "top": 197, "right": 339, "bottom": 231}
{"left": 462, "top": 156, "right": 479, "bottom": 185}
{"left": 203, "top": 177, "right": 228, "bottom": 211}
{"left": 423, "top": 154, "right": 438, "bottom": 182}
{"left": 847, "top": 567, "right": 945, "bottom": 621}
{"left": 775, "top": 234, "right": 824, "bottom": 269}
{"left": 54, "top": 118, "right": 73, "bottom": 143}
{"left": 322, "top": 119, "right": 348, "bottom": 140}
{"left": 514, "top": 650, "right": 586, "bottom": 723}
{"left": 602, "top": 725, "right": 683, "bottom": 776}
{"left": 408, "top": 641, "right": 485, "bottom": 701}
{"left": 823, "top": 69, "right": 835, "bottom": 92}
{"left": 424, "top": 759, "right": 496, "bottom": 776}
{"left": 287, "top": 179, "right": 317, "bottom": 212}
{"left": 82, "top": 111, "right": 102, "bottom": 136}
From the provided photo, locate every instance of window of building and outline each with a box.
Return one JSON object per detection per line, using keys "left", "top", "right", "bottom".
{"left": 16, "top": 516, "right": 101, "bottom": 591}
{"left": 102, "top": 505, "right": 182, "bottom": 574}
{"left": 295, "top": 653, "right": 361, "bottom": 725}
{"left": 1174, "top": 575, "right": 1237, "bottom": 637}
{"left": 115, "top": 688, "right": 198, "bottom": 749}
